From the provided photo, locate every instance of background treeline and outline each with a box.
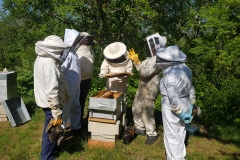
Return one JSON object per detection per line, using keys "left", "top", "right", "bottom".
{"left": 0, "top": 0, "right": 239, "bottom": 134}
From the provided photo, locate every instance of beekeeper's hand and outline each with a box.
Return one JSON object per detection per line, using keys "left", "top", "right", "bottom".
{"left": 175, "top": 105, "right": 193, "bottom": 124}
{"left": 128, "top": 48, "right": 141, "bottom": 65}
{"left": 98, "top": 73, "right": 105, "bottom": 78}
{"left": 46, "top": 118, "right": 63, "bottom": 133}
{"left": 48, "top": 125, "right": 64, "bottom": 143}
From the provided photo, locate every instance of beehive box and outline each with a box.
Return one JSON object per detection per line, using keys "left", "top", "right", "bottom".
{"left": 2, "top": 97, "right": 31, "bottom": 127}
{"left": 0, "top": 71, "right": 18, "bottom": 102}
{"left": 88, "top": 90, "right": 123, "bottom": 120}
{"left": 88, "top": 120, "right": 120, "bottom": 142}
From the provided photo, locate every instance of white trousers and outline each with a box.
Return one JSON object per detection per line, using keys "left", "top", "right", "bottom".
{"left": 162, "top": 96, "right": 186, "bottom": 160}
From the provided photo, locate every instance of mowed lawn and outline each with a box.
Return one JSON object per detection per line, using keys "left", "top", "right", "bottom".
{"left": 0, "top": 98, "right": 239, "bottom": 160}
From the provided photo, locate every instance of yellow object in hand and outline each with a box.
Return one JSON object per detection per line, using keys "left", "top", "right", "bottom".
{"left": 128, "top": 48, "right": 141, "bottom": 64}
{"left": 46, "top": 118, "right": 63, "bottom": 132}
{"left": 53, "top": 118, "right": 62, "bottom": 126}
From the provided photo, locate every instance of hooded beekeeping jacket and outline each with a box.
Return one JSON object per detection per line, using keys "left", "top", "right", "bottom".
{"left": 34, "top": 35, "right": 70, "bottom": 119}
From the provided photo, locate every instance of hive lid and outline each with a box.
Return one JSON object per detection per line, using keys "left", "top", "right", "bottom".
{"left": 2, "top": 97, "right": 31, "bottom": 127}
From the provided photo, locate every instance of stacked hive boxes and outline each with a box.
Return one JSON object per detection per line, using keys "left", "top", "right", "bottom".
{"left": 0, "top": 71, "right": 18, "bottom": 122}
{"left": 88, "top": 90, "right": 124, "bottom": 142}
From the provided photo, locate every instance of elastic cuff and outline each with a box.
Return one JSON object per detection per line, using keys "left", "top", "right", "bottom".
{"left": 190, "top": 98, "right": 196, "bottom": 104}
{"left": 172, "top": 106, "right": 183, "bottom": 114}
{"left": 134, "top": 60, "right": 141, "bottom": 65}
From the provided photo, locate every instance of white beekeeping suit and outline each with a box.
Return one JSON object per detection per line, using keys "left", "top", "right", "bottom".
{"left": 156, "top": 45, "right": 196, "bottom": 160}
{"left": 99, "top": 42, "right": 133, "bottom": 127}
{"left": 99, "top": 42, "right": 133, "bottom": 93}
{"left": 34, "top": 35, "right": 70, "bottom": 119}
{"left": 76, "top": 32, "right": 95, "bottom": 124}
{"left": 61, "top": 29, "right": 82, "bottom": 131}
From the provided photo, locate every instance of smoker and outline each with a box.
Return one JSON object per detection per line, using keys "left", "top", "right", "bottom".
{"left": 88, "top": 90, "right": 125, "bottom": 142}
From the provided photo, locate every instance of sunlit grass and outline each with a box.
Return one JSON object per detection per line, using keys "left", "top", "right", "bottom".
{"left": 0, "top": 97, "right": 239, "bottom": 160}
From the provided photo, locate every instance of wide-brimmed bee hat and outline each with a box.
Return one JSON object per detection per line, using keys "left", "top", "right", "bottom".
{"left": 156, "top": 45, "right": 186, "bottom": 63}
{"left": 103, "top": 42, "right": 128, "bottom": 63}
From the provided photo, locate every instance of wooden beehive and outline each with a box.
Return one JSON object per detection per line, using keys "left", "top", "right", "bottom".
{"left": 88, "top": 90, "right": 123, "bottom": 120}
{"left": 0, "top": 102, "right": 8, "bottom": 122}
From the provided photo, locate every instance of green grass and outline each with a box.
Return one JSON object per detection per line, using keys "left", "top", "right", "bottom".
{"left": 0, "top": 97, "right": 239, "bottom": 160}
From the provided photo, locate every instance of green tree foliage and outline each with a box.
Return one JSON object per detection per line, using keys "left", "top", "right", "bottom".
{"left": 186, "top": 1, "right": 240, "bottom": 127}
{"left": 0, "top": 0, "right": 239, "bottom": 128}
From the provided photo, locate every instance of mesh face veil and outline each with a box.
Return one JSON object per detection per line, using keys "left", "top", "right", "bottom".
{"left": 145, "top": 33, "right": 167, "bottom": 57}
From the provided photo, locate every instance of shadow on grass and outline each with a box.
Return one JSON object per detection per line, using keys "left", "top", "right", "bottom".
{"left": 55, "top": 129, "right": 89, "bottom": 156}
{"left": 218, "top": 151, "right": 240, "bottom": 160}
{"left": 192, "top": 131, "right": 240, "bottom": 159}
{"left": 195, "top": 126, "right": 240, "bottom": 149}
{"left": 22, "top": 97, "right": 37, "bottom": 117}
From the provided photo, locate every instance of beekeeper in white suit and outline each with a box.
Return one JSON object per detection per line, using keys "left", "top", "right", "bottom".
{"left": 99, "top": 42, "right": 133, "bottom": 93}
{"left": 34, "top": 35, "right": 70, "bottom": 160}
{"left": 99, "top": 42, "right": 133, "bottom": 127}
{"left": 156, "top": 45, "right": 196, "bottom": 159}
{"left": 128, "top": 33, "right": 166, "bottom": 145}
{"left": 76, "top": 32, "right": 95, "bottom": 125}
{"left": 61, "top": 29, "right": 82, "bottom": 135}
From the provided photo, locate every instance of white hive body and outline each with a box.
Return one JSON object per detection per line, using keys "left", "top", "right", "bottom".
{"left": 88, "top": 90, "right": 124, "bottom": 142}
{"left": 88, "top": 90, "right": 123, "bottom": 120}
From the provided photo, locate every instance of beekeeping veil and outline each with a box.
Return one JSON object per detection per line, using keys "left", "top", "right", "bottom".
{"left": 78, "top": 32, "right": 94, "bottom": 46}
{"left": 146, "top": 33, "right": 167, "bottom": 57}
{"left": 64, "top": 29, "right": 81, "bottom": 52}
{"left": 35, "top": 35, "right": 70, "bottom": 60}
{"left": 156, "top": 45, "right": 187, "bottom": 71}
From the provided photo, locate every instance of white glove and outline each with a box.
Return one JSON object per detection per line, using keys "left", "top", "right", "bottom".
{"left": 98, "top": 73, "right": 105, "bottom": 78}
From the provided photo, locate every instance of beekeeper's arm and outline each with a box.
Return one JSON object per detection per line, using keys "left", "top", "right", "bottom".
{"left": 45, "top": 61, "right": 63, "bottom": 130}
{"left": 128, "top": 48, "right": 159, "bottom": 77}
{"left": 126, "top": 57, "right": 133, "bottom": 73}
{"left": 99, "top": 59, "right": 109, "bottom": 78}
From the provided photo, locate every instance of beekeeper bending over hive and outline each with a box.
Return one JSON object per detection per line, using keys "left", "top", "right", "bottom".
{"left": 99, "top": 42, "right": 133, "bottom": 126}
